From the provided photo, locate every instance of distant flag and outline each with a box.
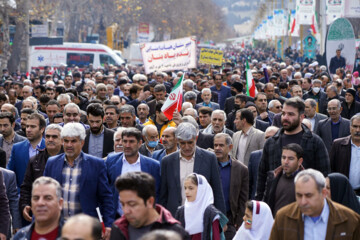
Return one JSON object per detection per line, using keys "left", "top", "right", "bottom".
{"left": 290, "top": 16, "right": 296, "bottom": 34}
{"left": 161, "top": 73, "right": 184, "bottom": 120}
{"left": 67, "top": 70, "right": 72, "bottom": 76}
{"left": 311, "top": 13, "right": 319, "bottom": 34}
{"left": 241, "top": 40, "right": 245, "bottom": 48}
{"left": 246, "top": 59, "right": 257, "bottom": 97}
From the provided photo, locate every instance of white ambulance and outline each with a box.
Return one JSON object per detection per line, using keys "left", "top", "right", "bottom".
{"left": 29, "top": 42, "right": 125, "bottom": 71}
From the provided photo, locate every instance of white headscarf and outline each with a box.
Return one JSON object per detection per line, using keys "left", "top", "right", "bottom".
{"left": 233, "top": 201, "right": 274, "bottom": 240}
{"left": 184, "top": 174, "right": 214, "bottom": 235}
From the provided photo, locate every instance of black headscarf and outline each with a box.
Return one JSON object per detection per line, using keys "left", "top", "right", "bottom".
{"left": 328, "top": 173, "right": 360, "bottom": 214}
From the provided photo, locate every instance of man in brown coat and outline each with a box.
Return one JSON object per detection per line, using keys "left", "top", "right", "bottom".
{"left": 330, "top": 114, "right": 360, "bottom": 193}
{"left": 214, "top": 133, "right": 249, "bottom": 239}
{"left": 270, "top": 169, "right": 360, "bottom": 240}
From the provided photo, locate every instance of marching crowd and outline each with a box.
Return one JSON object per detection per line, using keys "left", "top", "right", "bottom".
{"left": 1, "top": 46, "right": 360, "bottom": 240}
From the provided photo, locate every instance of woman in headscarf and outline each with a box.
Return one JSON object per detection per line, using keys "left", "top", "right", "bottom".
{"left": 175, "top": 173, "right": 228, "bottom": 240}
{"left": 326, "top": 173, "right": 360, "bottom": 214}
{"left": 233, "top": 200, "right": 274, "bottom": 240}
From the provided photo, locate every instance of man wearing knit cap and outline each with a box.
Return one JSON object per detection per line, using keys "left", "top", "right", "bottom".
{"left": 341, "top": 88, "right": 360, "bottom": 119}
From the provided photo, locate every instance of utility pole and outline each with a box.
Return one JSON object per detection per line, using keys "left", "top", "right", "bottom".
{"left": 319, "top": 0, "right": 327, "bottom": 55}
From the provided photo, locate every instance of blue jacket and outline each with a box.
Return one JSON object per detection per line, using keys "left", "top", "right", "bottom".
{"left": 210, "top": 85, "right": 232, "bottom": 110}
{"left": 1, "top": 168, "right": 22, "bottom": 235}
{"left": 13, "top": 219, "right": 63, "bottom": 240}
{"left": 248, "top": 150, "right": 263, "bottom": 200}
{"left": 152, "top": 149, "right": 167, "bottom": 162}
{"left": 7, "top": 139, "right": 46, "bottom": 189}
{"left": 106, "top": 152, "right": 160, "bottom": 218}
{"left": 43, "top": 152, "right": 114, "bottom": 227}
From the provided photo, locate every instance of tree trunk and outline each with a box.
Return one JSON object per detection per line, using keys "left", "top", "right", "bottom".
{"left": 7, "top": 0, "right": 29, "bottom": 73}
{"left": 0, "top": 2, "right": 11, "bottom": 70}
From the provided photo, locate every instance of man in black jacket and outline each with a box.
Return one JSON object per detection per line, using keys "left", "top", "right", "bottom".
{"left": 20, "top": 124, "right": 63, "bottom": 222}
{"left": 329, "top": 48, "right": 346, "bottom": 74}
{"left": 263, "top": 143, "right": 304, "bottom": 216}
{"left": 256, "top": 98, "right": 330, "bottom": 201}
{"left": 82, "top": 103, "right": 114, "bottom": 158}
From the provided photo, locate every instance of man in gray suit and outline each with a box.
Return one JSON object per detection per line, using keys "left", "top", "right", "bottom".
{"left": 304, "top": 99, "right": 327, "bottom": 132}
{"left": 195, "top": 88, "right": 220, "bottom": 110}
{"left": 316, "top": 99, "right": 350, "bottom": 154}
{"left": 1, "top": 168, "right": 21, "bottom": 238}
{"left": 0, "top": 112, "right": 26, "bottom": 165}
{"left": 159, "top": 122, "right": 226, "bottom": 216}
{"left": 0, "top": 170, "right": 9, "bottom": 240}
{"left": 231, "top": 109, "right": 265, "bottom": 166}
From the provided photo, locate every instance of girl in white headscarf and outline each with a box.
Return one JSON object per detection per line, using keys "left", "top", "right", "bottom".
{"left": 175, "top": 173, "right": 228, "bottom": 240}
{"left": 233, "top": 200, "right": 274, "bottom": 240}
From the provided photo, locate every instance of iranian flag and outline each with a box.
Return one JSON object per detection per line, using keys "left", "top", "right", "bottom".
{"left": 246, "top": 60, "right": 256, "bottom": 97}
{"left": 311, "top": 13, "right": 319, "bottom": 34}
{"left": 161, "top": 73, "right": 184, "bottom": 120}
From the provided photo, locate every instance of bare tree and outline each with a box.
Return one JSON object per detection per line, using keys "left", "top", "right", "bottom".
{"left": 7, "top": 0, "right": 29, "bottom": 73}
{"left": 0, "top": 0, "right": 13, "bottom": 70}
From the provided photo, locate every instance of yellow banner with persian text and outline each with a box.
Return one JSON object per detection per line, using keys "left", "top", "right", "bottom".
{"left": 199, "top": 48, "right": 223, "bottom": 66}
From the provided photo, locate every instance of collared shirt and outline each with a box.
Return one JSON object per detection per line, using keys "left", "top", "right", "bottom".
{"left": 218, "top": 158, "right": 231, "bottom": 213}
{"left": 237, "top": 127, "right": 251, "bottom": 163}
{"left": 62, "top": 154, "right": 82, "bottom": 220}
{"left": 202, "top": 102, "right": 212, "bottom": 108}
{"left": 118, "top": 154, "right": 142, "bottom": 215}
{"left": 303, "top": 199, "right": 329, "bottom": 240}
{"left": 180, "top": 152, "right": 195, "bottom": 204}
{"left": 88, "top": 128, "right": 104, "bottom": 158}
{"left": 29, "top": 141, "right": 42, "bottom": 159}
{"left": 307, "top": 116, "right": 316, "bottom": 132}
{"left": 136, "top": 118, "right": 149, "bottom": 125}
{"left": 2, "top": 135, "right": 15, "bottom": 165}
{"left": 121, "top": 154, "right": 141, "bottom": 174}
{"left": 350, "top": 140, "right": 360, "bottom": 189}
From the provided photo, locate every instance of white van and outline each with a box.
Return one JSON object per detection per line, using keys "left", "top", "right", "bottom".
{"left": 29, "top": 42, "right": 125, "bottom": 71}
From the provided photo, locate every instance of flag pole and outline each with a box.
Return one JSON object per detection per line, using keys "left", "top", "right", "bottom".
{"left": 175, "top": 72, "right": 185, "bottom": 112}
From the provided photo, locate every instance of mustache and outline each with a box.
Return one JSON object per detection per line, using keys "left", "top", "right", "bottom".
{"left": 354, "top": 132, "right": 360, "bottom": 136}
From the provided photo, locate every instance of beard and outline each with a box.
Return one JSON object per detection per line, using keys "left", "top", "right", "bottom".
{"left": 281, "top": 117, "right": 300, "bottom": 132}
{"left": 90, "top": 126, "right": 102, "bottom": 134}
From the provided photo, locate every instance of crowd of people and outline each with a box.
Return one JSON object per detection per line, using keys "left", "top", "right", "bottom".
{"left": 0, "top": 46, "right": 360, "bottom": 240}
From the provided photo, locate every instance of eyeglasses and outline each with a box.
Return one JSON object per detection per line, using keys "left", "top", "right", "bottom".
{"left": 275, "top": 106, "right": 282, "bottom": 109}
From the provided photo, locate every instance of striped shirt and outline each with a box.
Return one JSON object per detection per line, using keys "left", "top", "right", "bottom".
{"left": 62, "top": 155, "right": 82, "bottom": 220}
